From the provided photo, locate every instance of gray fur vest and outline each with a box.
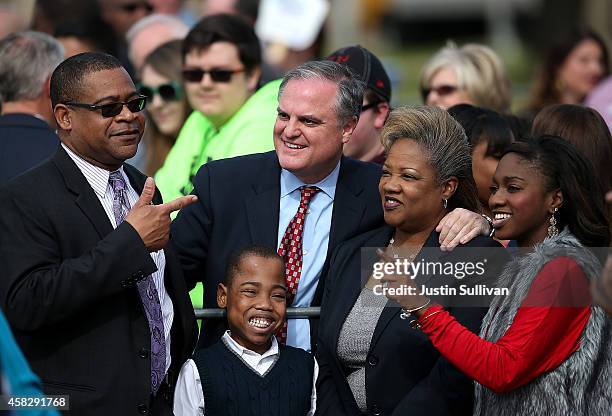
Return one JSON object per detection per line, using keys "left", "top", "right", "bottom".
{"left": 474, "top": 230, "right": 612, "bottom": 416}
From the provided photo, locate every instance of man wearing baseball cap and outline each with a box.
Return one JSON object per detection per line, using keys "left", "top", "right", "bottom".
{"left": 327, "top": 45, "right": 391, "bottom": 164}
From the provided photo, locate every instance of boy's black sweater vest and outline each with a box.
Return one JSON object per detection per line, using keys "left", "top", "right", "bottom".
{"left": 193, "top": 338, "right": 314, "bottom": 416}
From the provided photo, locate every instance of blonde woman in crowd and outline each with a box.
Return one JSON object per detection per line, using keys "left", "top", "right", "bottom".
{"left": 419, "top": 42, "right": 511, "bottom": 113}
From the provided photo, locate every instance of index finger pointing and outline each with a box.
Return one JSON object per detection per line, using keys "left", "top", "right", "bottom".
{"left": 160, "top": 195, "right": 198, "bottom": 214}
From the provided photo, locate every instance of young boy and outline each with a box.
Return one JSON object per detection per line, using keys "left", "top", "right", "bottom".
{"left": 173, "top": 246, "right": 318, "bottom": 415}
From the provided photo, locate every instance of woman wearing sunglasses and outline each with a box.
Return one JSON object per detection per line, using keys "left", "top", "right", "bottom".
{"left": 419, "top": 42, "right": 511, "bottom": 114}
{"left": 138, "top": 40, "right": 192, "bottom": 175}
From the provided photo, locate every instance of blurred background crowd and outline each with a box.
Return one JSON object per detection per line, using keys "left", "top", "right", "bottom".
{"left": 1, "top": 0, "right": 611, "bottom": 106}
{"left": 1, "top": 0, "right": 611, "bottom": 178}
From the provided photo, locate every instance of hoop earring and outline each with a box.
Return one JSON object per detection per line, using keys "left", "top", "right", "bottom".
{"left": 547, "top": 207, "right": 559, "bottom": 238}
{"left": 443, "top": 198, "right": 448, "bottom": 209}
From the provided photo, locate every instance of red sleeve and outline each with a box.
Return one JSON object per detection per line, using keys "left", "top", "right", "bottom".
{"left": 418, "top": 257, "right": 591, "bottom": 393}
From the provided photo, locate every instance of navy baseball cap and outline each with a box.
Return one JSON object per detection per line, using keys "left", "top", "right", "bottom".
{"left": 327, "top": 45, "right": 391, "bottom": 102}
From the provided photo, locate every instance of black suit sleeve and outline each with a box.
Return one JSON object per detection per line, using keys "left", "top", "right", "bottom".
{"left": 315, "top": 245, "right": 349, "bottom": 416}
{"left": 170, "top": 164, "right": 214, "bottom": 290}
{"left": 0, "top": 189, "right": 157, "bottom": 331}
{"left": 389, "top": 305, "right": 485, "bottom": 416}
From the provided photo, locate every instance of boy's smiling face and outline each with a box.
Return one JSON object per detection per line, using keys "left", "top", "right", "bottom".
{"left": 217, "top": 255, "right": 287, "bottom": 354}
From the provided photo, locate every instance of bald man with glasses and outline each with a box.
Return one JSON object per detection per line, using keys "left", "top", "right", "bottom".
{"left": 0, "top": 52, "right": 197, "bottom": 415}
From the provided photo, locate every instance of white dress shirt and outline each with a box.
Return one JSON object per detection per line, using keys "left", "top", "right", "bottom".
{"left": 277, "top": 161, "right": 340, "bottom": 351}
{"left": 173, "top": 331, "right": 318, "bottom": 415}
{"left": 62, "top": 143, "right": 174, "bottom": 373}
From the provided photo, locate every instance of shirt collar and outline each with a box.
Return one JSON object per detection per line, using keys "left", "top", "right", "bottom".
{"left": 280, "top": 159, "right": 341, "bottom": 199}
{"left": 61, "top": 143, "right": 127, "bottom": 199}
{"left": 222, "top": 330, "right": 279, "bottom": 359}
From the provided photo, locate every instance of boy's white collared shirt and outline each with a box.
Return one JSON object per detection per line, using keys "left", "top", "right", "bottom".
{"left": 173, "top": 331, "right": 318, "bottom": 415}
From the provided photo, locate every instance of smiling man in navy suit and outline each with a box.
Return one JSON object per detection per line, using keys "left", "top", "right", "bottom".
{"left": 172, "top": 60, "right": 381, "bottom": 352}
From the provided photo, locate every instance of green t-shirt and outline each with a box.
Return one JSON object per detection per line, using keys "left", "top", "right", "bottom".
{"left": 155, "top": 79, "right": 280, "bottom": 202}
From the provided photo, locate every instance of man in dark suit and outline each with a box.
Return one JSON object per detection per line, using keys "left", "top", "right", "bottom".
{"left": 0, "top": 31, "right": 64, "bottom": 185}
{"left": 0, "top": 52, "right": 197, "bottom": 415}
{"left": 172, "top": 61, "right": 382, "bottom": 351}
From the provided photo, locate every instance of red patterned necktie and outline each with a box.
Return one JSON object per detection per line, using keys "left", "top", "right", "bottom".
{"left": 276, "top": 186, "right": 320, "bottom": 344}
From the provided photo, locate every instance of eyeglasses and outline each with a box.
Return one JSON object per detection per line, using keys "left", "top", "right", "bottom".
{"left": 119, "top": 2, "right": 154, "bottom": 13}
{"left": 421, "top": 85, "right": 459, "bottom": 101}
{"left": 137, "top": 82, "right": 182, "bottom": 103}
{"left": 64, "top": 96, "right": 147, "bottom": 118}
{"left": 361, "top": 101, "right": 382, "bottom": 112}
{"left": 182, "top": 68, "right": 245, "bottom": 83}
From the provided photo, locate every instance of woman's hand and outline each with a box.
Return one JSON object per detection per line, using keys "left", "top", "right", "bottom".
{"left": 376, "top": 248, "right": 430, "bottom": 316}
{"left": 436, "top": 208, "right": 490, "bottom": 251}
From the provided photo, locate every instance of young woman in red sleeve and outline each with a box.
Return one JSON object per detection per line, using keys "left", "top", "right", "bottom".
{"left": 384, "top": 135, "right": 611, "bottom": 416}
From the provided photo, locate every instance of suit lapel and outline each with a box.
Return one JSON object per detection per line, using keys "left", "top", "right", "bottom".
{"left": 245, "top": 153, "right": 281, "bottom": 248}
{"left": 327, "top": 158, "right": 368, "bottom": 259}
{"left": 124, "top": 164, "right": 145, "bottom": 194}
{"left": 52, "top": 148, "right": 113, "bottom": 238}
{"left": 123, "top": 163, "right": 164, "bottom": 205}
{"left": 329, "top": 246, "right": 377, "bottom": 352}
{"left": 331, "top": 226, "right": 395, "bottom": 352}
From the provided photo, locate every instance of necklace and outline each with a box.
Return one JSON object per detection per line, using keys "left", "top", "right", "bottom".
{"left": 388, "top": 238, "right": 399, "bottom": 259}
{"left": 388, "top": 237, "right": 424, "bottom": 262}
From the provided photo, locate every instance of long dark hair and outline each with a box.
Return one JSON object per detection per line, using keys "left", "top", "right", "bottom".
{"left": 532, "top": 104, "right": 612, "bottom": 193}
{"left": 503, "top": 136, "right": 610, "bottom": 248}
{"left": 527, "top": 28, "right": 610, "bottom": 112}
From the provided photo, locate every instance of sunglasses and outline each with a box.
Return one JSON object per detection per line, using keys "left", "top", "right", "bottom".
{"left": 137, "top": 82, "right": 182, "bottom": 103}
{"left": 64, "top": 96, "right": 147, "bottom": 118}
{"left": 119, "top": 2, "right": 154, "bottom": 13}
{"left": 182, "top": 68, "right": 245, "bottom": 83}
{"left": 421, "top": 85, "right": 459, "bottom": 101}
{"left": 361, "top": 101, "right": 382, "bottom": 112}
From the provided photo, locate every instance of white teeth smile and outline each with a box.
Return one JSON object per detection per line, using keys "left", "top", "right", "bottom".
{"left": 249, "top": 317, "right": 273, "bottom": 328}
{"left": 285, "top": 142, "right": 305, "bottom": 149}
{"left": 494, "top": 213, "right": 512, "bottom": 220}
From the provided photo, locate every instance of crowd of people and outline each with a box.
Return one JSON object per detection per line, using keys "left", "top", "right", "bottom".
{"left": 1, "top": 1, "right": 612, "bottom": 415}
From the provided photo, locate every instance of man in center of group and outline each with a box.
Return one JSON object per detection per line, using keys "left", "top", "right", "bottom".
{"left": 171, "top": 60, "right": 382, "bottom": 350}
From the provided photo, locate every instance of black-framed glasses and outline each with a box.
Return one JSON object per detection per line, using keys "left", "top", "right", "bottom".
{"left": 182, "top": 68, "right": 245, "bottom": 83}
{"left": 64, "top": 96, "right": 147, "bottom": 118}
{"left": 119, "top": 2, "right": 153, "bottom": 13}
{"left": 421, "top": 85, "right": 459, "bottom": 101}
{"left": 137, "top": 82, "right": 182, "bottom": 103}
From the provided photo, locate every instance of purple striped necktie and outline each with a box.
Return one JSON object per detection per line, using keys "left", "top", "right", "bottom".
{"left": 109, "top": 170, "right": 166, "bottom": 395}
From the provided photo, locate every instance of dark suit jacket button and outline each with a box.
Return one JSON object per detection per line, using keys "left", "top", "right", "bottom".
{"left": 137, "top": 404, "right": 148, "bottom": 414}
{"left": 367, "top": 355, "right": 379, "bottom": 366}
{"left": 371, "top": 404, "right": 381, "bottom": 415}
{"left": 139, "top": 348, "right": 149, "bottom": 359}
